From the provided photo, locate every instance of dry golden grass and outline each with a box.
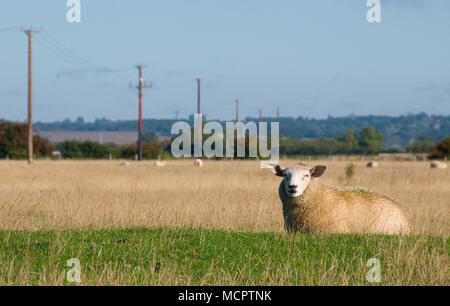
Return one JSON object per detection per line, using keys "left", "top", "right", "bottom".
{"left": 0, "top": 159, "right": 448, "bottom": 286}
{"left": 0, "top": 159, "right": 448, "bottom": 236}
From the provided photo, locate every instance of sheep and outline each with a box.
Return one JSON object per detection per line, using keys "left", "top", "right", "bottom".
{"left": 366, "top": 161, "right": 379, "bottom": 168}
{"left": 154, "top": 160, "right": 167, "bottom": 167}
{"left": 430, "top": 161, "right": 447, "bottom": 169}
{"left": 119, "top": 161, "right": 130, "bottom": 167}
{"left": 269, "top": 163, "right": 412, "bottom": 235}
{"left": 51, "top": 150, "right": 61, "bottom": 160}
{"left": 194, "top": 159, "right": 203, "bottom": 167}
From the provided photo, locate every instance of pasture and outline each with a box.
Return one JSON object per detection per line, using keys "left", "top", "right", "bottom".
{"left": 0, "top": 159, "right": 448, "bottom": 285}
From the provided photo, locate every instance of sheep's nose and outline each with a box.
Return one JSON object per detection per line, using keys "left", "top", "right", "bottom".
{"left": 289, "top": 185, "right": 298, "bottom": 191}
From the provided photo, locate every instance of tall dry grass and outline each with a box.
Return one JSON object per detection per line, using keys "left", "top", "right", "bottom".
{"left": 0, "top": 159, "right": 448, "bottom": 236}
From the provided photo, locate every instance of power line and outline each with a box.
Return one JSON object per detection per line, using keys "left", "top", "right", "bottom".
{"left": 39, "top": 30, "right": 94, "bottom": 67}
{"left": 0, "top": 25, "right": 96, "bottom": 69}
{"left": 35, "top": 36, "right": 84, "bottom": 67}
{"left": 41, "top": 30, "right": 95, "bottom": 67}
{"left": 3, "top": 26, "right": 139, "bottom": 72}
{"left": 38, "top": 34, "right": 87, "bottom": 66}
{"left": 38, "top": 30, "right": 136, "bottom": 73}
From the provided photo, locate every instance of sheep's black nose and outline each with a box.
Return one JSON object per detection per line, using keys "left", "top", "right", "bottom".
{"left": 289, "top": 185, "right": 297, "bottom": 191}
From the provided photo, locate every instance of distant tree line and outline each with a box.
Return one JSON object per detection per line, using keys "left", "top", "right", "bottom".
{"left": 280, "top": 127, "right": 384, "bottom": 156}
{"left": 1, "top": 120, "right": 449, "bottom": 160}
{"left": 34, "top": 113, "right": 450, "bottom": 149}
{"left": 0, "top": 120, "right": 53, "bottom": 159}
{"left": 0, "top": 123, "right": 170, "bottom": 160}
{"left": 56, "top": 131, "right": 170, "bottom": 159}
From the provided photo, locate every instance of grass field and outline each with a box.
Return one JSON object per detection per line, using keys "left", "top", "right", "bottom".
{"left": 0, "top": 159, "right": 448, "bottom": 285}
{"left": 0, "top": 227, "right": 447, "bottom": 285}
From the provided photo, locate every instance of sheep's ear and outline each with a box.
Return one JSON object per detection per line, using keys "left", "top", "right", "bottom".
{"left": 268, "top": 163, "right": 285, "bottom": 177}
{"left": 310, "top": 165, "right": 327, "bottom": 177}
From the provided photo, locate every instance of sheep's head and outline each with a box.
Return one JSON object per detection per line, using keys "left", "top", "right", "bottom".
{"left": 269, "top": 163, "right": 327, "bottom": 198}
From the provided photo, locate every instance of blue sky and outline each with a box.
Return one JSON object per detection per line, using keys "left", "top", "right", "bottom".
{"left": 1, "top": 0, "right": 449, "bottom": 122}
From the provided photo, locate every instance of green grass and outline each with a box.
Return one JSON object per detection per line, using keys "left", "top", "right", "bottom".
{"left": 0, "top": 227, "right": 447, "bottom": 285}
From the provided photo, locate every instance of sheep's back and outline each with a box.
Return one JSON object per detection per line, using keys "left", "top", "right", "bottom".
{"left": 336, "top": 189, "right": 412, "bottom": 234}
{"left": 279, "top": 182, "right": 412, "bottom": 234}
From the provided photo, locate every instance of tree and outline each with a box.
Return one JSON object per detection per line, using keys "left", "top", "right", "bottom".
{"left": 343, "top": 128, "right": 359, "bottom": 153}
{"left": 407, "top": 134, "right": 437, "bottom": 153}
{"left": 358, "top": 127, "right": 383, "bottom": 154}
{"left": 0, "top": 120, "right": 53, "bottom": 159}
{"left": 430, "top": 137, "right": 450, "bottom": 159}
{"left": 142, "top": 140, "right": 166, "bottom": 159}
{"left": 57, "top": 140, "right": 110, "bottom": 159}
{"left": 142, "top": 131, "right": 159, "bottom": 142}
{"left": 117, "top": 138, "right": 170, "bottom": 160}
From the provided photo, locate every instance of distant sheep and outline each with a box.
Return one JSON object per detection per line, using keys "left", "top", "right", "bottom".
{"left": 366, "top": 161, "right": 379, "bottom": 168}
{"left": 51, "top": 150, "right": 61, "bottom": 160}
{"left": 119, "top": 161, "right": 130, "bottom": 167}
{"left": 430, "top": 161, "right": 447, "bottom": 169}
{"left": 269, "top": 163, "right": 412, "bottom": 235}
{"left": 194, "top": 159, "right": 203, "bottom": 167}
{"left": 154, "top": 160, "right": 167, "bottom": 167}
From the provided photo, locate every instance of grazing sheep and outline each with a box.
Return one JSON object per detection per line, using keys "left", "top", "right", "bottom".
{"left": 269, "top": 163, "right": 412, "bottom": 235}
{"left": 51, "top": 150, "right": 61, "bottom": 160}
{"left": 366, "top": 161, "right": 379, "bottom": 168}
{"left": 154, "top": 160, "right": 167, "bottom": 167}
{"left": 430, "top": 161, "right": 447, "bottom": 169}
{"left": 194, "top": 159, "right": 203, "bottom": 167}
{"left": 119, "top": 161, "right": 130, "bottom": 167}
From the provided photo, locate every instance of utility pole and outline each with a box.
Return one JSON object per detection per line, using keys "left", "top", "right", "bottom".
{"left": 130, "top": 65, "right": 151, "bottom": 161}
{"left": 137, "top": 65, "right": 144, "bottom": 161}
{"left": 22, "top": 26, "right": 40, "bottom": 164}
{"left": 174, "top": 110, "right": 179, "bottom": 120}
{"left": 235, "top": 99, "right": 239, "bottom": 122}
{"left": 259, "top": 109, "right": 263, "bottom": 124}
{"left": 196, "top": 78, "right": 201, "bottom": 115}
{"left": 196, "top": 78, "right": 202, "bottom": 156}
{"left": 277, "top": 106, "right": 280, "bottom": 123}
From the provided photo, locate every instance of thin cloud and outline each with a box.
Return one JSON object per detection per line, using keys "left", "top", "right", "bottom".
{"left": 56, "top": 68, "right": 118, "bottom": 80}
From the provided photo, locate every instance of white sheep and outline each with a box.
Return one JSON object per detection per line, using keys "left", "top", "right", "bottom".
{"left": 269, "top": 163, "right": 412, "bottom": 234}
{"left": 51, "top": 150, "right": 61, "bottom": 160}
{"left": 154, "top": 160, "right": 167, "bottom": 167}
{"left": 119, "top": 161, "right": 130, "bottom": 167}
{"left": 194, "top": 159, "right": 203, "bottom": 167}
{"left": 366, "top": 161, "right": 379, "bottom": 168}
{"left": 430, "top": 161, "right": 447, "bottom": 169}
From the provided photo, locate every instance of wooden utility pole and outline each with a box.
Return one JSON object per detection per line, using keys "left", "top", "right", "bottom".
{"left": 277, "top": 106, "right": 280, "bottom": 123}
{"left": 23, "top": 27, "right": 40, "bottom": 164}
{"left": 130, "top": 65, "right": 151, "bottom": 161}
{"left": 196, "top": 78, "right": 202, "bottom": 155}
{"left": 27, "top": 29, "right": 33, "bottom": 164}
{"left": 138, "top": 65, "right": 143, "bottom": 160}
{"left": 259, "top": 109, "right": 263, "bottom": 124}
{"left": 235, "top": 99, "right": 239, "bottom": 122}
